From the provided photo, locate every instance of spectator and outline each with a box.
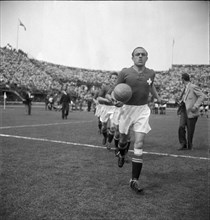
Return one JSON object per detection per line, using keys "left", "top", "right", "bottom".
{"left": 23, "top": 88, "right": 33, "bottom": 115}
{"left": 84, "top": 90, "right": 93, "bottom": 112}
{"left": 59, "top": 89, "right": 71, "bottom": 119}
{"left": 177, "top": 73, "right": 206, "bottom": 150}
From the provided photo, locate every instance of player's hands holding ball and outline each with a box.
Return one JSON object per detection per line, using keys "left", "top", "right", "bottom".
{"left": 111, "top": 83, "right": 132, "bottom": 107}
{"left": 110, "top": 92, "right": 124, "bottom": 107}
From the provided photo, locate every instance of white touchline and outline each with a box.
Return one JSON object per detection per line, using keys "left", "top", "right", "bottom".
{"left": 0, "top": 120, "right": 94, "bottom": 129}
{"left": 0, "top": 133, "right": 209, "bottom": 161}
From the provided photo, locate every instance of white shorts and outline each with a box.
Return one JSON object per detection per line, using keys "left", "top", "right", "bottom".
{"left": 110, "top": 106, "right": 122, "bottom": 126}
{"left": 118, "top": 104, "right": 151, "bottom": 135}
{"left": 95, "top": 104, "right": 103, "bottom": 117}
{"left": 100, "top": 105, "right": 116, "bottom": 123}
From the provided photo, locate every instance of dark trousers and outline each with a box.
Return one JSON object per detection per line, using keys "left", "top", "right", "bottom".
{"left": 87, "top": 101, "right": 92, "bottom": 112}
{"left": 26, "top": 103, "right": 31, "bottom": 115}
{"left": 62, "top": 104, "right": 69, "bottom": 119}
{"left": 178, "top": 106, "right": 198, "bottom": 149}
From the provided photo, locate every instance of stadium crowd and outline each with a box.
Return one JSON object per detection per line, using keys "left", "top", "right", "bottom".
{"left": 0, "top": 46, "right": 209, "bottom": 107}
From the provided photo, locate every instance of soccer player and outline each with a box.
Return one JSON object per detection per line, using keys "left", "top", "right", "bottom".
{"left": 106, "top": 86, "right": 131, "bottom": 160}
{"left": 115, "top": 46, "right": 165, "bottom": 193}
{"left": 97, "top": 72, "right": 118, "bottom": 146}
{"left": 93, "top": 88, "right": 102, "bottom": 134}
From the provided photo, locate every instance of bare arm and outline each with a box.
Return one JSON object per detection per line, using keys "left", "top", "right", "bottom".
{"left": 150, "top": 84, "right": 161, "bottom": 102}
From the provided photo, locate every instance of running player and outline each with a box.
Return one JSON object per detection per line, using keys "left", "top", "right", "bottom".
{"left": 115, "top": 46, "right": 165, "bottom": 193}
{"left": 97, "top": 72, "right": 118, "bottom": 146}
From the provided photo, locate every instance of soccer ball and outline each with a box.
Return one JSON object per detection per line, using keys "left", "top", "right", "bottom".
{"left": 112, "top": 83, "right": 132, "bottom": 103}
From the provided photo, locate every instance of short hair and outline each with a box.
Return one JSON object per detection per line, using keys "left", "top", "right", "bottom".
{"left": 132, "top": 47, "right": 148, "bottom": 57}
{"left": 110, "top": 71, "right": 118, "bottom": 78}
{"left": 182, "top": 73, "right": 190, "bottom": 82}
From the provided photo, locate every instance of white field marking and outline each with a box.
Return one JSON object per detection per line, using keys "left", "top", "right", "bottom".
{"left": 1, "top": 105, "right": 44, "bottom": 108}
{"left": 142, "top": 151, "right": 210, "bottom": 161}
{"left": 0, "top": 120, "right": 94, "bottom": 129}
{"left": 0, "top": 133, "right": 105, "bottom": 150}
{"left": 0, "top": 133, "right": 209, "bottom": 161}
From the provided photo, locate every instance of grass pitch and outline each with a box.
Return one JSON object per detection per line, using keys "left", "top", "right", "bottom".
{"left": 0, "top": 105, "right": 209, "bottom": 220}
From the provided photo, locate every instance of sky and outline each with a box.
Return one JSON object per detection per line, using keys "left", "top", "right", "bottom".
{"left": 0, "top": 1, "right": 209, "bottom": 71}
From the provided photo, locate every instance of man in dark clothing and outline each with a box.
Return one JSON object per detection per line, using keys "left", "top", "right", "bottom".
{"left": 23, "top": 89, "right": 33, "bottom": 115}
{"left": 59, "top": 90, "right": 71, "bottom": 119}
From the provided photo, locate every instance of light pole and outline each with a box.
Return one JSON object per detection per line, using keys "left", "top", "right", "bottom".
{"left": 16, "top": 21, "right": 20, "bottom": 50}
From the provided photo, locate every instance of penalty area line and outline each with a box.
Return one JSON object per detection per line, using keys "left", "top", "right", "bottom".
{"left": 0, "top": 133, "right": 209, "bottom": 161}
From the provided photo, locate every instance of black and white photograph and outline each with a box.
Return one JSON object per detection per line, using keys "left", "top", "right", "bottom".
{"left": 0, "top": 1, "right": 209, "bottom": 220}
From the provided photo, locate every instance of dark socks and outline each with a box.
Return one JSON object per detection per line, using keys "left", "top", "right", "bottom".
{"left": 132, "top": 161, "right": 143, "bottom": 180}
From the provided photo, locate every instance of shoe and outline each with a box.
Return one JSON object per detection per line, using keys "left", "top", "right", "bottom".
{"left": 178, "top": 145, "right": 187, "bottom": 150}
{"left": 178, "top": 147, "right": 188, "bottom": 151}
{"left": 129, "top": 179, "right": 144, "bottom": 193}
{"left": 188, "top": 144, "right": 193, "bottom": 150}
{"left": 118, "top": 154, "right": 125, "bottom": 168}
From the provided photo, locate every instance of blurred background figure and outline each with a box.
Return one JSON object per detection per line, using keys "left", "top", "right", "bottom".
{"left": 59, "top": 89, "right": 71, "bottom": 119}
{"left": 23, "top": 88, "right": 33, "bottom": 115}
{"left": 84, "top": 90, "right": 93, "bottom": 112}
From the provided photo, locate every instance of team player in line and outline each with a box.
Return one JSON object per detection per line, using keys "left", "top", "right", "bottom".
{"left": 114, "top": 46, "right": 166, "bottom": 193}
{"left": 105, "top": 85, "right": 132, "bottom": 162}
{"left": 96, "top": 72, "right": 119, "bottom": 148}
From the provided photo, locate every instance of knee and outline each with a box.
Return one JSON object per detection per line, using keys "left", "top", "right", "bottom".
{"left": 109, "top": 126, "right": 115, "bottom": 133}
{"left": 134, "top": 139, "right": 144, "bottom": 150}
{"left": 120, "top": 134, "right": 128, "bottom": 143}
{"left": 114, "top": 131, "right": 120, "bottom": 140}
{"left": 102, "top": 123, "right": 107, "bottom": 132}
{"left": 102, "top": 123, "right": 107, "bottom": 128}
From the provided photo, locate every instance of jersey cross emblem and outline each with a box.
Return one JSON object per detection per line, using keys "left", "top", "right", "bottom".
{"left": 147, "top": 78, "right": 152, "bottom": 85}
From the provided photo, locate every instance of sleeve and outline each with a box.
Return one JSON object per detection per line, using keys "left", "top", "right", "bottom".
{"left": 98, "top": 85, "right": 106, "bottom": 97}
{"left": 93, "top": 91, "right": 99, "bottom": 99}
{"left": 59, "top": 95, "right": 63, "bottom": 104}
{"left": 116, "top": 69, "right": 126, "bottom": 84}
{"left": 193, "top": 85, "right": 206, "bottom": 108}
{"left": 68, "top": 94, "right": 71, "bottom": 102}
{"left": 25, "top": 92, "right": 29, "bottom": 101}
{"left": 106, "top": 85, "right": 115, "bottom": 95}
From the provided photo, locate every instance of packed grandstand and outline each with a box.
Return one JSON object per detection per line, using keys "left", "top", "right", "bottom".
{"left": 0, "top": 46, "right": 209, "bottom": 106}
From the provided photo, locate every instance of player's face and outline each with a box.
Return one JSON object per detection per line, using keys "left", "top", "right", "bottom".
{"left": 110, "top": 75, "right": 118, "bottom": 84}
{"left": 132, "top": 48, "right": 148, "bottom": 67}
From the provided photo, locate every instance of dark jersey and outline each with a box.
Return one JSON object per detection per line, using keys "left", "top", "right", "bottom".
{"left": 93, "top": 90, "right": 99, "bottom": 99}
{"left": 24, "top": 92, "right": 33, "bottom": 104}
{"left": 98, "top": 84, "right": 112, "bottom": 98}
{"left": 60, "top": 93, "right": 71, "bottom": 105}
{"left": 98, "top": 83, "right": 115, "bottom": 105}
{"left": 117, "top": 66, "right": 155, "bottom": 105}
